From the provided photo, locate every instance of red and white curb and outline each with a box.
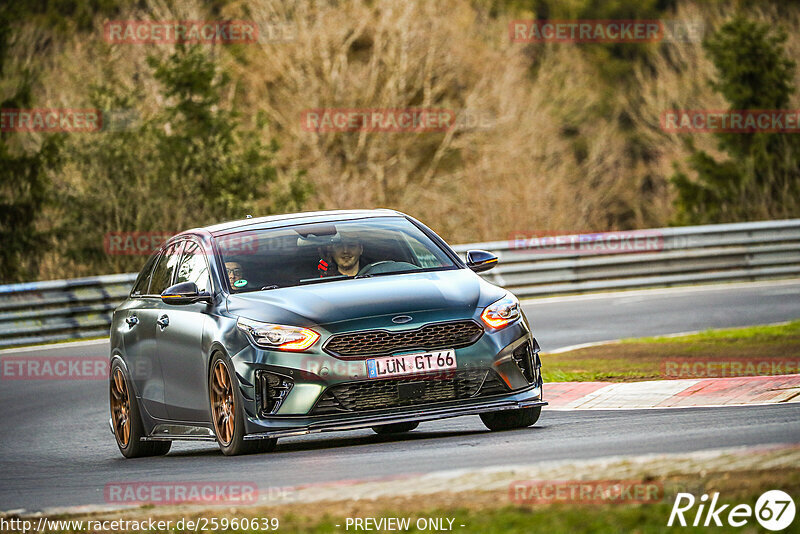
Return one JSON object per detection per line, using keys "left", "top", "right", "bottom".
{"left": 546, "top": 374, "right": 800, "bottom": 410}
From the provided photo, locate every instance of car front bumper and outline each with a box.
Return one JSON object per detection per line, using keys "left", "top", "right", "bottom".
{"left": 242, "top": 383, "right": 546, "bottom": 439}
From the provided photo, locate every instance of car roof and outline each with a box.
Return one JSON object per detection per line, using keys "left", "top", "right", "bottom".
{"left": 180, "top": 209, "right": 406, "bottom": 238}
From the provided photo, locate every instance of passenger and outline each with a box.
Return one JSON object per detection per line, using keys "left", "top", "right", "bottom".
{"left": 225, "top": 261, "right": 244, "bottom": 286}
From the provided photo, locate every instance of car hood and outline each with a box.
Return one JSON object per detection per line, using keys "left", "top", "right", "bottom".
{"left": 226, "top": 269, "right": 505, "bottom": 329}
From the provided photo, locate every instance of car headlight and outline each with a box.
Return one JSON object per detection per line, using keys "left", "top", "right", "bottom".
{"left": 480, "top": 294, "right": 521, "bottom": 329}
{"left": 237, "top": 317, "right": 320, "bottom": 351}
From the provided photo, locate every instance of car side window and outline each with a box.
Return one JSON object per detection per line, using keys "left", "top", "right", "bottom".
{"left": 131, "top": 252, "right": 159, "bottom": 296}
{"left": 149, "top": 241, "right": 184, "bottom": 295}
{"left": 176, "top": 240, "right": 212, "bottom": 293}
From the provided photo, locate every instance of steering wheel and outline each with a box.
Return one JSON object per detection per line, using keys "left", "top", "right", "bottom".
{"left": 356, "top": 261, "right": 395, "bottom": 276}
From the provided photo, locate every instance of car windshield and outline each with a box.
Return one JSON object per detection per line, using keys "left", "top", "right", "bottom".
{"left": 217, "top": 217, "right": 458, "bottom": 292}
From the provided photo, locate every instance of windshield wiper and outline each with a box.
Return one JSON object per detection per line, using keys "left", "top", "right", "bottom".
{"left": 298, "top": 275, "right": 348, "bottom": 285}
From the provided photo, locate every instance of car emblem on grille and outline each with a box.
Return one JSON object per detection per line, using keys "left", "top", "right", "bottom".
{"left": 392, "top": 315, "right": 413, "bottom": 324}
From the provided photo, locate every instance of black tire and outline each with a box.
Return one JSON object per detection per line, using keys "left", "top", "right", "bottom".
{"left": 209, "top": 353, "right": 277, "bottom": 456}
{"left": 480, "top": 406, "right": 541, "bottom": 431}
{"left": 371, "top": 421, "right": 420, "bottom": 434}
{"left": 110, "top": 360, "right": 172, "bottom": 458}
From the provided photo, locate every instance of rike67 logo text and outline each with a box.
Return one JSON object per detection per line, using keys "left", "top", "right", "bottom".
{"left": 669, "top": 490, "right": 795, "bottom": 531}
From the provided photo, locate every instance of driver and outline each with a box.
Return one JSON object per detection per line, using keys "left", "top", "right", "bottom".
{"left": 319, "top": 233, "right": 363, "bottom": 277}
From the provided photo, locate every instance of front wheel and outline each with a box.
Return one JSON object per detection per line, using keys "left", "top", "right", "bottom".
{"left": 209, "top": 354, "right": 277, "bottom": 456}
{"left": 480, "top": 406, "right": 541, "bottom": 431}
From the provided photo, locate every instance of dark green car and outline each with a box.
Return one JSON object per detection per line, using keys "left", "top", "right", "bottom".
{"left": 109, "top": 209, "right": 545, "bottom": 457}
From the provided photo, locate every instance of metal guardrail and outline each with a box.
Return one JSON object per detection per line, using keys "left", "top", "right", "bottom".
{"left": 451, "top": 218, "right": 800, "bottom": 297}
{"left": 0, "top": 273, "right": 137, "bottom": 348}
{"left": 1, "top": 219, "right": 798, "bottom": 349}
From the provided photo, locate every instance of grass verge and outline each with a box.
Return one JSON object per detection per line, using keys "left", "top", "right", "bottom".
{"left": 542, "top": 320, "right": 800, "bottom": 382}
{"left": 20, "top": 465, "right": 800, "bottom": 533}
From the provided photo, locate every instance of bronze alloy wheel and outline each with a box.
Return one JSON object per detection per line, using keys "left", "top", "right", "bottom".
{"left": 110, "top": 368, "right": 131, "bottom": 447}
{"left": 211, "top": 359, "right": 236, "bottom": 445}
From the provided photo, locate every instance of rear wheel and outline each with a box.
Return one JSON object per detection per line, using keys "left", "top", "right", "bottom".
{"left": 110, "top": 360, "right": 171, "bottom": 458}
{"left": 209, "top": 354, "right": 277, "bottom": 456}
{"left": 371, "top": 422, "right": 419, "bottom": 434}
{"left": 480, "top": 406, "right": 541, "bottom": 431}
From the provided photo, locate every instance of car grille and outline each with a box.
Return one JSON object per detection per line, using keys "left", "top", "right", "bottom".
{"left": 256, "top": 371, "right": 294, "bottom": 416}
{"left": 323, "top": 320, "right": 484, "bottom": 359}
{"left": 311, "top": 369, "right": 509, "bottom": 415}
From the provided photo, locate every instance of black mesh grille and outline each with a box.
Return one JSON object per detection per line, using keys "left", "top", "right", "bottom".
{"left": 324, "top": 320, "right": 483, "bottom": 359}
{"left": 256, "top": 372, "right": 294, "bottom": 416}
{"left": 512, "top": 342, "right": 535, "bottom": 383}
{"left": 512, "top": 340, "right": 541, "bottom": 385}
{"left": 311, "top": 369, "right": 509, "bottom": 414}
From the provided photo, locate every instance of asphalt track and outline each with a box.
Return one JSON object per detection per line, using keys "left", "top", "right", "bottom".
{"left": 1, "top": 280, "right": 799, "bottom": 512}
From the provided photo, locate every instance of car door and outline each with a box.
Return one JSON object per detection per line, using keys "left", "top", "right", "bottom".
{"left": 124, "top": 243, "right": 181, "bottom": 420}
{"left": 156, "top": 239, "right": 214, "bottom": 423}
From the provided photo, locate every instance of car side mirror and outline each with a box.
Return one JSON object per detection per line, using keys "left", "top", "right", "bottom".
{"left": 161, "top": 282, "right": 212, "bottom": 305}
{"left": 466, "top": 250, "right": 498, "bottom": 273}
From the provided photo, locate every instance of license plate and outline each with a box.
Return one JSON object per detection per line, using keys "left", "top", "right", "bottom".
{"left": 366, "top": 349, "right": 456, "bottom": 379}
